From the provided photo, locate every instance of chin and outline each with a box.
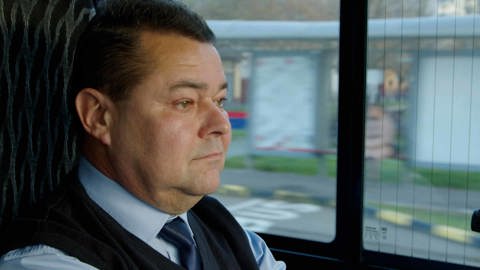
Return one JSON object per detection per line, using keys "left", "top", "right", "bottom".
{"left": 196, "top": 172, "right": 222, "bottom": 194}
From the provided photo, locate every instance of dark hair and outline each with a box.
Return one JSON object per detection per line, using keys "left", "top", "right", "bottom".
{"left": 71, "top": 0, "right": 215, "bottom": 101}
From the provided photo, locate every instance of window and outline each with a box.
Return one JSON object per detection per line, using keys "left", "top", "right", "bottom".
{"left": 364, "top": 0, "right": 480, "bottom": 267}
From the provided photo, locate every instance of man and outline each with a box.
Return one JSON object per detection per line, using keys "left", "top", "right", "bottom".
{"left": 0, "top": 0, "right": 286, "bottom": 269}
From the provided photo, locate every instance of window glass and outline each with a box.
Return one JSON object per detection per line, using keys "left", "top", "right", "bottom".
{"left": 182, "top": 0, "right": 340, "bottom": 242}
{"left": 364, "top": 0, "right": 480, "bottom": 267}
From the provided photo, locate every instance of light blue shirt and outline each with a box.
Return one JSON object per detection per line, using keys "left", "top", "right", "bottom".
{"left": 0, "top": 158, "right": 286, "bottom": 270}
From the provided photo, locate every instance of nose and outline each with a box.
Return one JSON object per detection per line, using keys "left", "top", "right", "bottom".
{"left": 198, "top": 101, "right": 231, "bottom": 138}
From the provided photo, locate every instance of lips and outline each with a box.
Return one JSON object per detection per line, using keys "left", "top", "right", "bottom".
{"left": 193, "top": 151, "right": 223, "bottom": 160}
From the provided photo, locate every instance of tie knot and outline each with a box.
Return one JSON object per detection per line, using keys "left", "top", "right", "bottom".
{"left": 159, "top": 218, "right": 195, "bottom": 248}
{"left": 158, "top": 217, "right": 202, "bottom": 270}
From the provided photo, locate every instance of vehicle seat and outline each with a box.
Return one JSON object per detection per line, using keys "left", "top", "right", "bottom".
{"left": 0, "top": 0, "right": 98, "bottom": 231}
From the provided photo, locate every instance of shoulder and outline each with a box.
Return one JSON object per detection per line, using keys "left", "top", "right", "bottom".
{"left": 243, "top": 230, "right": 287, "bottom": 270}
{"left": 0, "top": 172, "right": 82, "bottom": 254}
{"left": 0, "top": 245, "right": 98, "bottom": 270}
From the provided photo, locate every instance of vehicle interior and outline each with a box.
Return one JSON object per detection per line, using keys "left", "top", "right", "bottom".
{"left": 1, "top": 0, "right": 479, "bottom": 269}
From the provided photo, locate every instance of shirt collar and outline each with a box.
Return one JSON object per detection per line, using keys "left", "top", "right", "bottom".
{"left": 77, "top": 157, "right": 190, "bottom": 243}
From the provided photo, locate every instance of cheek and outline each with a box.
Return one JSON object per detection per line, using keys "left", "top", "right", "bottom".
{"left": 149, "top": 118, "right": 196, "bottom": 154}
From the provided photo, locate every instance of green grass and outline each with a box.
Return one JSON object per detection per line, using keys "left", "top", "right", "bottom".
{"left": 252, "top": 156, "right": 320, "bottom": 175}
{"left": 414, "top": 167, "right": 480, "bottom": 190}
{"left": 224, "top": 156, "right": 248, "bottom": 169}
{"left": 226, "top": 153, "right": 480, "bottom": 191}
{"left": 225, "top": 154, "right": 337, "bottom": 176}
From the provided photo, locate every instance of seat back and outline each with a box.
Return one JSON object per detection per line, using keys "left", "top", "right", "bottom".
{"left": 0, "top": 0, "right": 97, "bottom": 230}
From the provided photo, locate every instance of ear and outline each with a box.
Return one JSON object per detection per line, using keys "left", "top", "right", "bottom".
{"left": 75, "top": 88, "right": 114, "bottom": 146}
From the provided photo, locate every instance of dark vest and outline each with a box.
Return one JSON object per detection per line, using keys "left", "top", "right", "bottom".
{"left": 0, "top": 172, "right": 259, "bottom": 270}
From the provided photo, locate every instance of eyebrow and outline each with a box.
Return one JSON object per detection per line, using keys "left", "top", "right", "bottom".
{"left": 169, "top": 80, "right": 228, "bottom": 93}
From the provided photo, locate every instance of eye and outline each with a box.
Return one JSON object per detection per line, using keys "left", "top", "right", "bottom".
{"left": 175, "top": 99, "right": 193, "bottom": 110}
{"left": 215, "top": 97, "right": 228, "bottom": 109}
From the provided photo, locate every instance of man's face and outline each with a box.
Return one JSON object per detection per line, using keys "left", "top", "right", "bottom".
{"left": 106, "top": 32, "right": 231, "bottom": 213}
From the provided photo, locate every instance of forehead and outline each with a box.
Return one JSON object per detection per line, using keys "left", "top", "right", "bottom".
{"left": 138, "top": 31, "right": 223, "bottom": 72}
{"left": 130, "top": 31, "right": 226, "bottom": 95}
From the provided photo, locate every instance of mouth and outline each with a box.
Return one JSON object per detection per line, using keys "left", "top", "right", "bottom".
{"left": 193, "top": 152, "right": 223, "bottom": 161}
